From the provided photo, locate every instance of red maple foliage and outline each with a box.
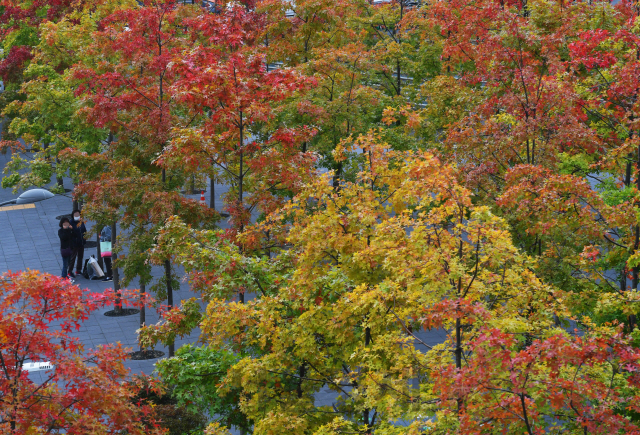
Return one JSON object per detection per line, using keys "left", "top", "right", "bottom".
{"left": 0, "top": 270, "right": 166, "bottom": 434}
{"left": 72, "top": 0, "right": 193, "bottom": 154}
{"left": 161, "top": 5, "right": 317, "bottom": 234}
{"left": 0, "top": 46, "right": 34, "bottom": 82}
{"left": 423, "top": 299, "right": 640, "bottom": 434}
{"left": 434, "top": 323, "right": 640, "bottom": 434}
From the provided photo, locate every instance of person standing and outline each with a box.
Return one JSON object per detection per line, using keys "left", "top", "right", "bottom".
{"left": 100, "top": 225, "right": 113, "bottom": 282}
{"left": 58, "top": 217, "right": 75, "bottom": 283}
{"left": 68, "top": 209, "right": 87, "bottom": 278}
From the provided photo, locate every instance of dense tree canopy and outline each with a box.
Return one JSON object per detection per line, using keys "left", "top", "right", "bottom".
{"left": 5, "top": 0, "right": 640, "bottom": 433}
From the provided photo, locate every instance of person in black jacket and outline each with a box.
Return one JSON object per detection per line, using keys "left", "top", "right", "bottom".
{"left": 58, "top": 217, "right": 75, "bottom": 282}
{"left": 68, "top": 209, "right": 87, "bottom": 278}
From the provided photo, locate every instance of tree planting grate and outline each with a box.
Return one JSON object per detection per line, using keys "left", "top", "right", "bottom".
{"left": 128, "top": 350, "right": 165, "bottom": 360}
{"left": 104, "top": 308, "right": 140, "bottom": 317}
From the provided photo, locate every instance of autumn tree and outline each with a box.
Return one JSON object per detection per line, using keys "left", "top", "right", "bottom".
{"left": 433, "top": 316, "right": 640, "bottom": 434}
{"left": 161, "top": 5, "right": 316, "bottom": 253}
{"left": 142, "top": 132, "right": 564, "bottom": 433}
{"left": 0, "top": 0, "right": 79, "bottom": 107}
{"left": 351, "top": 0, "right": 428, "bottom": 101}
{"left": 257, "top": 0, "right": 353, "bottom": 66}
{"left": 61, "top": 150, "right": 217, "bottom": 357}
{"left": 282, "top": 43, "right": 391, "bottom": 185}
{"left": 409, "top": 0, "right": 640, "bottom": 318}
{"left": 0, "top": 270, "right": 166, "bottom": 434}
{"left": 0, "top": 0, "right": 106, "bottom": 160}
{"left": 560, "top": 0, "right": 640, "bottom": 311}
{"left": 1, "top": 1, "right": 135, "bottom": 196}
{"left": 8, "top": 0, "right": 640, "bottom": 432}
{"left": 257, "top": 0, "right": 398, "bottom": 182}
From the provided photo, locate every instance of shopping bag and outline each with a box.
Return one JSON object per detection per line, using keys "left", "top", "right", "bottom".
{"left": 100, "top": 241, "right": 112, "bottom": 257}
{"left": 87, "top": 256, "right": 105, "bottom": 278}
{"left": 91, "top": 261, "right": 105, "bottom": 278}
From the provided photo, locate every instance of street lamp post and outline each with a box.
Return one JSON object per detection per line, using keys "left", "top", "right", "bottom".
{"left": 0, "top": 188, "right": 56, "bottom": 207}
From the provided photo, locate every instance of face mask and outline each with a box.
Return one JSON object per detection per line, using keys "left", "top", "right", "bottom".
{"left": 74, "top": 216, "right": 80, "bottom": 221}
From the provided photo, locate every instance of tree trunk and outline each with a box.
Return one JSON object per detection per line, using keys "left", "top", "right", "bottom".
{"left": 112, "top": 222, "right": 122, "bottom": 315}
{"left": 72, "top": 181, "right": 79, "bottom": 211}
{"left": 455, "top": 314, "right": 462, "bottom": 413}
{"left": 160, "top": 166, "right": 175, "bottom": 355}
{"left": 455, "top": 239, "right": 463, "bottom": 414}
{"left": 363, "top": 326, "right": 373, "bottom": 433}
{"left": 209, "top": 177, "right": 215, "bottom": 210}
{"left": 140, "top": 283, "right": 146, "bottom": 353}
{"left": 239, "top": 114, "right": 243, "bottom": 201}
{"left": 239, "top": 113, "right": 245, "bottom": 304}
{"left": 165, "top": 259, "right": 175, "bottom": 357}
{"left": 56, "top": 156, "right": 64, "bottom": 188}
{"left": 396, "top": 59, "right": 401, "bottom": 96}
